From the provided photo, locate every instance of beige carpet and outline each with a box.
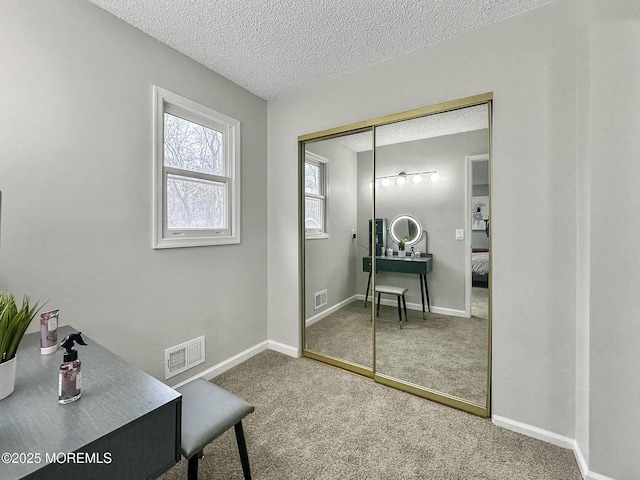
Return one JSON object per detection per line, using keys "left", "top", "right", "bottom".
{"left": 160, "top": 350, "right": 581, "bottom": 480}
{"left": 306, "top": 288, "right": 489, "bottom": 405}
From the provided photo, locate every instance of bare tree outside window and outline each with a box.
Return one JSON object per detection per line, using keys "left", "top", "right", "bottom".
{"left": 166, "top": 175, "right": 227, "bottom": 229}
{"left": 305, "top": 163, "right": 320, "bottom": 194}
{"left": 153, "top": 86, "right": 240, "bottom": 248}
{"left": 164, "top": 114, "right": 227, "bottom": 229}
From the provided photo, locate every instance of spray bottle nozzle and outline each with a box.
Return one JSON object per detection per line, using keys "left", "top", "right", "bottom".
{"left": 60, "top": 332, "right": 87, "bottom": 362}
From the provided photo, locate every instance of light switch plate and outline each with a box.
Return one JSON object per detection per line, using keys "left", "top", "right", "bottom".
{"left": 456, "top": 229, "right": 464, "bottom": 240}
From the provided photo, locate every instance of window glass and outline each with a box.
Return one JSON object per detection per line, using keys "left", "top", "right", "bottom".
{"left": 304, "top": 153, "right": 328, "bottom": 237}
{"left": 166, "top": 174, "right": 227, "bottom": 229}
{"left": 305, "top": 162, "right": 321, "bottom": 195}
{"left": 153, "top": 86, "right": 240, "bottom": 248}
{"left": 305, "top": 196, "right": 323, "bottom": 230}
{"left": 164, "top": 113, "right": 224, "bottom": 176}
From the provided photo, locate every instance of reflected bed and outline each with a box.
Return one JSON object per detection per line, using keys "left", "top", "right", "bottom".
{"left": 472, "top": 248, "right": 489, "bottom": 287}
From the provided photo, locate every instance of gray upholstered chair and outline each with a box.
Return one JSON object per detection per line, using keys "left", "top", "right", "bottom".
{"left": 176, "top": 378, "right": 254, "bottom": 480}
{"left": 375, "top": 284, "right": 408, "bottom": 327}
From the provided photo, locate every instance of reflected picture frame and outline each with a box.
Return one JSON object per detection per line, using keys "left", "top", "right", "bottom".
{"left": 472, "top": 196, "right": 489, "bottom": 231}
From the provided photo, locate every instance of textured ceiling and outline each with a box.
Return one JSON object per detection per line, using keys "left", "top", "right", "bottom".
{"left": 334, "top": 104, "right": 488, "bottom": 152}
{"left": 87, "top": 0, "right": 554, "bottom": 100}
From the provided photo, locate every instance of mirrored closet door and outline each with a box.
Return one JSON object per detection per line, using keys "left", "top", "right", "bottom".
{"left": 300, "top": 94, "right": 492, "bottom": 416}
{"left": 301, "top": 128, "right": 375, "bottom": 376}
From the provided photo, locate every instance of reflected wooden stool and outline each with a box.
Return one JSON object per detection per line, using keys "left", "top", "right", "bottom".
{"left": 374, "top": 285, "right": 408, "bottom": 328}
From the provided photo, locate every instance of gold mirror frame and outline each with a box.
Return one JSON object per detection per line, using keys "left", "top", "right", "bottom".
{"left": 300, "top": 93, "right": 492, "bottom": 417}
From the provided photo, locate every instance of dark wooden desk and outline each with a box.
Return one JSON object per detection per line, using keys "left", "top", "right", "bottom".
{"left": 1, "top": 326, "right": 181, "bottom": 480}
{"left": 363, "top": 254, "right": 433, "bottom": 315}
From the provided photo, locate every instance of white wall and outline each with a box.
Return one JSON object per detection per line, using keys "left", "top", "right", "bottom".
{"left": 588, "top": 2, "right": 640, "bottom": 479}
{"left": 575, "top": 0, "right": 592, "bottom": 471}
{"left": 0, "top": 0, "right": 268, "bottom": 384}
{"left": 304, "top": 140, "right": 358, "bottom": 319}
{"left": 268, "top": 0, "right": 578, "bottom": 441}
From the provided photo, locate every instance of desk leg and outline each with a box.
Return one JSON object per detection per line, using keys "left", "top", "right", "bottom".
{"left": 419, "top": 276, "right": 426, "bottom": 319}
{"left": 364, "top": 271, "right": 372, "bottom": 307}
{"left": 422, "top": 275, "right": 431, "bottom": 313}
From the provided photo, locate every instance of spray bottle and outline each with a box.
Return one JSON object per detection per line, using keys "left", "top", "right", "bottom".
{"left": 58, "top": 332, "right": 87, "bottom": 404}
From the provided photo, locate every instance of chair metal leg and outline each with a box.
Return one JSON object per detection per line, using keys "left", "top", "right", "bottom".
{"left": 234, "top": 421, "right": 252, "bottom": 480}
{"left": 397, "top": 295, "right": 403, "bottom": 327}
{"left": 419, "top": 275, "right": 426, "bottom": 319}
{"left": 402, "top": 295, "right": 408, "bottom": 321}
{"left": 376, "top": 292, "right": 381, "bottom": 316}
{"left": 187, "top": 450, "right": 203, "bottom": 480}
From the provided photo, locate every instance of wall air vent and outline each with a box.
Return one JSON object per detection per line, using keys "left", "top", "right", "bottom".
{"left": 314, "top": 289, "right": 328, "bottom": 310}
{"left": 164, "top": 336, "right": 205, "bottom": 379}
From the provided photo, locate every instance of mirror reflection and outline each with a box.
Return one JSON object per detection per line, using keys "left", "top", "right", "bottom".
{"left": 373, "top": 104, "right": 490, "bottom": 406}
{"left": 389, "top": 214, "right": 422, "bottom": 246}
{"left": 301, "top": 95, "right": 491, "bottom": 415}
{"left": 303, "top": 130, "right": 373, "bottom": 370}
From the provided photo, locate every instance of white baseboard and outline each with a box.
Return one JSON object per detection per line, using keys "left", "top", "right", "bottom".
{"left": 268, "top": 339, "right": 300, "bottom": 358}
{"left": 576, "top": 443, "right": 617, "bottom": 480}
{"left": 171, "top": 338, "right": 300, "bottom": 389}
{"left": 492, "top": 415, "right": 575, "bottom": 450}
{"left": 492, "top": 415, "right": 618, "bottom": 480}
{"left": 585, "top": 470, "right": 617, "bottom": 480}
{"left": 306, "top": 295, "right": 358, "bottom": 326}
{"left": 573, "top": 441, "right": 589, "bottom": 478}
{"left": 171, "top": 340, "right": 269, "bottom": 388}
{"left": 355, "top": 294, "right": 467, "bottom": 318}
{"left": 428, "top": 305, "right": 467, "bottom": 317}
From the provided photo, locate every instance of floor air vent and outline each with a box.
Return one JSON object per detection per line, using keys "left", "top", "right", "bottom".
{"left": 314, "top": 289, "right": 328, "bottom": 310}
{"left": 165, "top": 336, "right": 205, "bottom": 379}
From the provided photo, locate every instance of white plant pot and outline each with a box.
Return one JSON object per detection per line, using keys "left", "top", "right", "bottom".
{"left": 0, "top": 356, "right": 17, "bottom": 401}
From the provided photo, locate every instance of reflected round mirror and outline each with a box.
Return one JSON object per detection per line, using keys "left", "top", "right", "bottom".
{"left": 389, "top": 214, "right": 422, "bottom": 246}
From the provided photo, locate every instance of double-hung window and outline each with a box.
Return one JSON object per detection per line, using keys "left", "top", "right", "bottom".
{"left": 304, "top": 151, "right": 329, "bottom": 239}
{"left": 153, "top": 86, "right": 240, "bottom": 248}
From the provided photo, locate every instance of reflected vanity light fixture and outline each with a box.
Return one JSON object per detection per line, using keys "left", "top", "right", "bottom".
{"left": 376, "top": 170, "right": 439, "bottom": 187}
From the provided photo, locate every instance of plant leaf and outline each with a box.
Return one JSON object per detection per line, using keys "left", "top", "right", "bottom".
{"left": 0, "top": 293, "right": 45, "bottom": 363}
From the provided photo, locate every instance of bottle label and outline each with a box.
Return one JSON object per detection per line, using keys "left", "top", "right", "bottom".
{"left": 48, "top": 316, "right": 57, "bottom": 332}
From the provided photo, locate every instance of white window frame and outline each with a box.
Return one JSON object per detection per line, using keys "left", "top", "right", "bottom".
{"left": 153, "top": 86, "right": 241, "bottom": 248}
{"left": 304, "top": 151, "right": 330, "bottom": 240}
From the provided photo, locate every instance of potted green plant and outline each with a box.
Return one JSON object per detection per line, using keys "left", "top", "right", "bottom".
{"left": 397, "top": 237, "right": 407, "bottom": 256}
{"left": 0, "top": 293, "right": 42, "bottom": 400}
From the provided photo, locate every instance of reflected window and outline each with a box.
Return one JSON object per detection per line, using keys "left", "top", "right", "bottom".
{"left": 304, "top": 151, "right": 329, "bottom": 239}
